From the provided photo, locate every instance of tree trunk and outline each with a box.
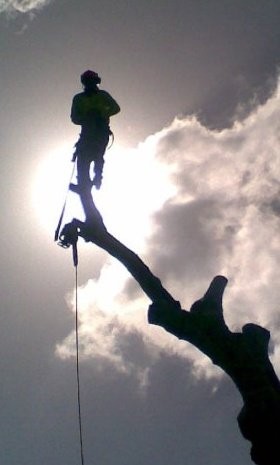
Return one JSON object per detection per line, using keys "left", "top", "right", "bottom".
{"left": 58, "top": 186, "right": 280, "bottom": 465}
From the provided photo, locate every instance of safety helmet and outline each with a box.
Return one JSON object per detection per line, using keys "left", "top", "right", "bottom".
{"left": 80, "top": 70, "right": 101, "bottom": 85}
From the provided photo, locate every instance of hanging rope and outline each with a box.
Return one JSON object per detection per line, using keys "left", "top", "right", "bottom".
{"left": 55, "top": 163, "right": 85, "bottom": 464}
{"left": 54, "top": 160, "right": 76, "bottom": 242}
{"left": 74, "top": 260, "right": 85, "bottom": 465}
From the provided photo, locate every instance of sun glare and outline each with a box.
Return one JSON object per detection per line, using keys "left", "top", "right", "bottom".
{"left": 31, "top": 143, "right": 82, "bottom": 235}
{"left": 31, "top": 141, "right": 176, "bottom": 250}
{"left": 95, "top": 144, "right": 176, "bottom": 248}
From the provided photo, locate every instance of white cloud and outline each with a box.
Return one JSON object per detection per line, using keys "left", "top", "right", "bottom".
{"left": 0, "top": 0, "right": 51, "bottom": 14}
{"left": 57, "top": 78, "right": 280, "bottom": 382}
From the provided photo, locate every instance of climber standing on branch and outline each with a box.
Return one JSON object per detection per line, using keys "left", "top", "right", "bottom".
{"left": 71, "top": 70, "right": 120, "bottom": 190}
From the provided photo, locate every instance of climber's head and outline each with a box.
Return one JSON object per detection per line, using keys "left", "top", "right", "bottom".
{"left": 81, "top": 70, "right": 101, "bottom": 90}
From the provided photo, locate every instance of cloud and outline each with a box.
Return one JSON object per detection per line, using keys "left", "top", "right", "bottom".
{"left": 149, "top": 85, "right": 280, "bottom": 323}
{"left": 0, "top": 0, "right": 51, "bottom": 14}
{"left": 57, "top": 78, "right": 280, "bottom": 382}
{"left": 55, "top": 274, "right": 156, "bottom": 389}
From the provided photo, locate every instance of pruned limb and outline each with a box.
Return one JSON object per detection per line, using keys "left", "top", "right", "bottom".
{"left": 61, "top": 186, "right": 280, "bottom": 465}
{"left": 149, "top": 277, "right": 280, "bottom": 465}
{"left": 73, "top": 218, "right": 179, "bottom": 308}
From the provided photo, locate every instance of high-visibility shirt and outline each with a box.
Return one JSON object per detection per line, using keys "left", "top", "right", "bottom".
{"left": 71, "top": 89, "right": 120, "bottom": 127}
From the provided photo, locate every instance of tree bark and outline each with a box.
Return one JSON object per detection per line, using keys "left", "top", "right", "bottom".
{"left": 59, "top": 186, "right": 280, "bottom": 465}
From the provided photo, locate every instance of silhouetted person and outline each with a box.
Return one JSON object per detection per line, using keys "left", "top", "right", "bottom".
{"left": 71, "top": 70, "right": 120, "bottom": 189}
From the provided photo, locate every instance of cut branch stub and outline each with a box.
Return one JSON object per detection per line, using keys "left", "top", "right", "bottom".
{"left": 149, "top": 276, "right": 280, "bottom": 465}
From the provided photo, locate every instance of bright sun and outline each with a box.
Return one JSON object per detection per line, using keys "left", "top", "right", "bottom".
{"left": 31, "top": 142, "right": 81, "bottom": 236}
{"left": 31, "top": 140, "right": 176, "bottom": 249}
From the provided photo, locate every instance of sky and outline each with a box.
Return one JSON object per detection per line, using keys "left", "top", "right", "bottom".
{"left": 1, "top": 1, "right": 280, "bottom": 464}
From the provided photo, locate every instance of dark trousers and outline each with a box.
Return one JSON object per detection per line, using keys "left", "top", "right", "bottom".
{"left": 74, "top": 132, "right": 109, "bottom": 188}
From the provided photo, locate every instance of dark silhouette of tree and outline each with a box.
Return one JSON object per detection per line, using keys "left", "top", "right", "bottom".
{"left": 58, "top": 185, "right": 280, "bottom": 465}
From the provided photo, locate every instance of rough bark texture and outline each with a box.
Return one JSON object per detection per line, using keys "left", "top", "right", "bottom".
{"left": 58, "top": 186, "right": 280, "bottom": 465}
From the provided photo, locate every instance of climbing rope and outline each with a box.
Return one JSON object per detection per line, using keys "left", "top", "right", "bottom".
{"left": 54, "top": 160, "right": 76, "bottom": 242}
{"left": 74, "top": 261, "right": 85, "bottom": 465}
{"left": 57, "top": 221, "right": 85, "bottom": 464}
{"left": 54, "top": 157, "right": 86, "bottom": 464}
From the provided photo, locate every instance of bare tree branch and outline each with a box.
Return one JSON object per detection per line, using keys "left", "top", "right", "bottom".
{"left": 58, "top": 186, "right": 280, "bottom": 465}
